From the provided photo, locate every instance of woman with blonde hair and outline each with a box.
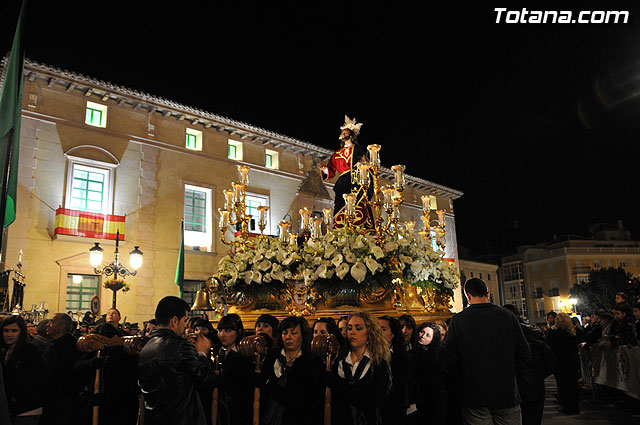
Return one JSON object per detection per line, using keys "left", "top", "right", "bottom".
{"left": 547, "top": 312, "right": 580, "bottom": 415}
{"left": 326, "top": 310, "right": 391, "bottom": 425}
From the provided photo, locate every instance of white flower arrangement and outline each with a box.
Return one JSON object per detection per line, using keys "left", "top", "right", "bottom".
{"left": 215, "top": 226, "right": 460, "bottom": 298}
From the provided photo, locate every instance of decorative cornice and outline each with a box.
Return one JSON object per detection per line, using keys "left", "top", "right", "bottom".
{"left": 1, "top": 57, "right": 463, "bottom": 200}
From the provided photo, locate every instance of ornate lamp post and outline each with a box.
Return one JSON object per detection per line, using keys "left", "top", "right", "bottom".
{"left": 89, "top": 231, "right": 143, "bottom": 308}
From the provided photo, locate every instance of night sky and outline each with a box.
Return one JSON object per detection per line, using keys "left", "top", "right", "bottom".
{"left": 2, "top": 1, "right": 640, "bottom": 257}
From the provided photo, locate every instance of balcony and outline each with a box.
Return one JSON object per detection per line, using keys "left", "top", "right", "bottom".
{"left": 534, "top": 288, "right": 544, "bottom": 298}
{"left": 548, "top": 288, "right": 560, "bottom": 297}
{"left": 573, "top": 266, "right": 592, "bottom": 274}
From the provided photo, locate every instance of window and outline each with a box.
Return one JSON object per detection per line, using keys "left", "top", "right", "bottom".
{"left": 184, "top": 184, "right": 213, "bottom": 250}
{"left": 265, "top": 149, "right": 279, "bottom": 169}
{"left": 66, "top": 160, "right": 114, "bottom": 215}
{"left": 228, "top": 140, "right": 243, "bottom": 160}
{"left": 184, "top": 188, "right": 207, "bottom": 232}
{"left": 245, "top": 194, "right": 269, "bottom": 232}
{"left": 85, "top": 101, "right": 107, "bottom": 128}
{"left": 66, "top": 274, "right": 99, "bottom": 312}
{"left": 620, "top": 259, "right": 627, "bottom": 267}
{"left": 487, "top": 273, "right": 491, "bottom": 281}
{"left": 186, "top": 128, "right": 203, "bottom": 151}
{"left": 594, "top": 260, "right": 601, "bottom": 268}
{"left": 429, "top": 195, "right": 437, "bottom": 210}
{"left": 479, "top": 272, "right": 483, "bottom": 279}
{"left": 470, "top": 271, "right": 474, "bottom": 278}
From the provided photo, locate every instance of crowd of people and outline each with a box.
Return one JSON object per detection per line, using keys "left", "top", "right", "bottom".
{"left": 1, "top": 280, "right": 639, "bottom": 425}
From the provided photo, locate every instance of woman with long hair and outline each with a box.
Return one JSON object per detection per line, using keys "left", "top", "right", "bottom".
{"left": 1, "top": 315, "right": 45, "bottom": 425}
{"left": 327, "top": 311, "right": 391, "bottom": 425}
{"left": 547, "top": 312, "right": 580, "bottom": 415}
{"left": 378, "top": 315, "right": 410, "bottom": 425}
{"left": 216, "top": 313, "right": 253, "bottom": 425}
{"left": 260, "top": 316, "right": 322, "bottom": 425}
{"left": 415, "top": 322, "right": 446, "bottom": 425}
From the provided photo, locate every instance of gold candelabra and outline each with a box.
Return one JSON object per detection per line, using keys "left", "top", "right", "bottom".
{"left": 218, "top": 165, "right": 270, "bottom": 252}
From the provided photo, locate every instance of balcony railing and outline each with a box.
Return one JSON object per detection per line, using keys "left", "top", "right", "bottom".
{"left": 548, "top": 288, "right": 560, "bottom": 297}
{"left": 534, "top": 288, "right": 544, "bottom": 298}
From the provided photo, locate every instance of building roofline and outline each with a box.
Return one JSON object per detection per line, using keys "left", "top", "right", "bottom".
{"left": 2, "top": 56, "right": 463, "bottom": 200}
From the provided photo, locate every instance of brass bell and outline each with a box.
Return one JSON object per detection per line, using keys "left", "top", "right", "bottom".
{"left": 191, "top": 285, "right": 215, "bottom": 311}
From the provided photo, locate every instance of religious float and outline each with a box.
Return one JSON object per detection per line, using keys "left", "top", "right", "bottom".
{"left": 193, "top": 117, "right": 460, "bottom": 324}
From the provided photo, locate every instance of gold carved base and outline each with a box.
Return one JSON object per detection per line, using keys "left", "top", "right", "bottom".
{"left": 224, "top": 280, "right": 453, "bottom": 327}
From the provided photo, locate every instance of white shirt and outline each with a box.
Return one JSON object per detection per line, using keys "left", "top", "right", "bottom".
{"left": 274, "top": 348, "right": 302, "bottom": 378}
{"left": 338, "top": 349, "right": 371, "bottom": 380}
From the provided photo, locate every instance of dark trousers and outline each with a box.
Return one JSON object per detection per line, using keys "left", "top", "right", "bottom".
{"left": 555, "top": 372, "right": 580, "bottom": 414}
{"left": 520, "top": 399, "right": 544, "bottom": 425}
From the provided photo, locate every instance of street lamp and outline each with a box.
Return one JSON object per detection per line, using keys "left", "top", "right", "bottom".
{"left": 569, "top": 297, "right": 578, "bottom": 314}
{"left": 89, "top": 231, "right": 143, "bottom": 308}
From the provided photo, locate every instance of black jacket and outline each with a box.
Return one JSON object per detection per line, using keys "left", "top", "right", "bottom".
{"left": 381, "top": 348, "right": 411, "bottom": 425}
{"left": 546, "top": 329, "right": 578, "bottom": 379}
{"left": 42, "top": 332, "right": 82, "bottom": 425}
{"left": 327, "top": 353, "right": 390, "bottom": 425}
{"left": 446, "top": 303, "right": 531, "bottom": 409}
{"left": 138, "top": 329, "right": 215, "bottom": 425}
{"left": 1, "top": 343, "right": 44, "bottom": 416}
{"left": 259, "top": 349, "right": 323, "bottom": 425}
{"left": 216, "top": 347, "right": 254, "bottom": 425}
{"left": 518, "top": 324, "right": 557, "bottom": 402}
{"left": 583, "top": 322, "right": 603, "bottom": 347}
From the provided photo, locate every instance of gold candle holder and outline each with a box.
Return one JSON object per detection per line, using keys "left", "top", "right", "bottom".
{"left": 322, "top": 208, "right": 332, "bottom": 226}
{"left": 311, "top": 217, "right": 323, "bottom": 240}
{"left": 278, "top": 220, "right": 291, "bottom": 242}
{"left": 218, "top": 208, "right": 230, "bottom": 228}
{"left": 343, "top": 193, "right": 357, "bottom": 218}
{"left": 289, "top": 233, "right": 298, "bottom": 247}
{"left": 418, "top": 230, "right": 430, "bottom": 241}
{"left": 357, "top": 161, "right": 371, "bottom": 186}
{"left": 238, "top": 165, "right": 251, "bottom": 186}
{"left": 223, "top": 188, "right": 235, "bottom": 211}
{"left": 367, "top": 144, "right": 381, "bottom": 168}
{"left": 299, "top": 207, "right": 312, "bottom": 231}
{"left": 420, "top": 214, "right": 430, "bottom": 232}
{"left": 405, "top": 221, "right": 416, "bottom": 231}
{"left": 232, "top": 182, "right": 245, "bottom": 204}
{"left": 436, "top": 209, "right": 446, "bottom": 226}
{"left": 381, "top": 185, "right": 394, "bottom": 210}
{"left": 421, "top": 195, "right": 432, "bottom": 215}
{"left": 391, "top": 165, "right": 405, "bottom": 190}
{"left": 257, "top": 206, "right": 269, "bottom": 233}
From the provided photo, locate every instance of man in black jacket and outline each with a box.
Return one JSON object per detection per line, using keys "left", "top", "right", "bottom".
{"left": 42, "top": 313, "right": 82, "bottom": 425}
{"left": 446, "top": 278, "right": 531, "bottom": 425}
{"left": 138, "top": 296, "right": 215, "bottom": 425}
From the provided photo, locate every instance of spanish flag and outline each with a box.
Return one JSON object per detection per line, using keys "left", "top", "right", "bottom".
{"left": 54, "top": 208, "right": 125, "bottom": 240}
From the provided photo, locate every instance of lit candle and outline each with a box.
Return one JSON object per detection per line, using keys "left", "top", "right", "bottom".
{"left": 238, "top": 165, "right": 251, "bottom": 186}
{"left": 232, "top": 182, "right": 245, "bottom": 203}
{"left": 381, "top": 185, "right": 394, "bottom": 210}
{"left": 289, "top": 233, "right": 298, "bottom": 246}
{"left": 343, "top": 193, "right": 356, "bottom": 217}
{"left": 278, "top": 220, "right": 291, "bottom": 242}
{"left": 299, "top": 207, "right": 312, "bottom": 230}
{"left": 322, "top": 208, "right": 333, "bottom": 225}
{"left": 257, "top": 206, "right": 269, "bottom": 229}
{"left": 391, "top": 165, "right": 405, "bottom": 190}
{"left": 436, "top": 209, "right": 446, "bottom": 226}
{"left": 421, "top": 195, "right": 432, "bottom": 214}
{"left": 405, "top": 221, "right": 415, "bottom": 231}
{"left": 218, "top": 208, "right": 230, "bottom": 228}
{"left": 311, "top": 217, "right": 323, "bottom": 239}
{"left": 367, "top": 144, "right": 381, "bottom": 168}
{"left": 418, "top": 230, "right": 429, "bottom": 241}
{"left": 357, "top": 161, "right": 370, "bottom": 186}
{"left": 224, "top": 189, "right": 234, "bottom": 210}
{"left": 391, "top": 206, "right": 400, "bottom": 220}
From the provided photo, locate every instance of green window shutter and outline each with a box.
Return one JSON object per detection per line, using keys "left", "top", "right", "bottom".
{"left": 71, "top": 168, "right": 104, "bottom": 212}
{"left": 186, "top": 133, "right": 197, "bottom": 149}
{"left": 266, "top": 153, "right": 272, "bottom": 168}
{"left": 184, "top": 189, "right": 207, "bottom": 232}
{"left": 228, "top": 144, "right": 237, "bottom": 159}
